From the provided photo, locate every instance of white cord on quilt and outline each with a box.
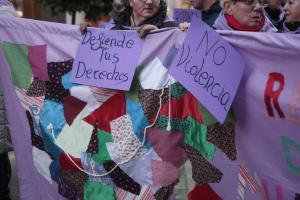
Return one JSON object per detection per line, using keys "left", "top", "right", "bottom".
{"left": 48, "top": 79, "right": 172, "bottom": 177}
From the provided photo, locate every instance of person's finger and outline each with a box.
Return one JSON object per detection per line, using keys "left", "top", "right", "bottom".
{"left": 137, "top": 24, "right": 158, "bottom": 38}
{"left": 79, "top": 22, "right": 90, "bottom": 35}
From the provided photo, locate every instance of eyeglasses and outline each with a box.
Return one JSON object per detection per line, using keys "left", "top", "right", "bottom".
{"left": 234, "top": 0, "right": 264, "bottom": 6}
{"left": 137, "top": 0, "right": 160, "bottom": 3}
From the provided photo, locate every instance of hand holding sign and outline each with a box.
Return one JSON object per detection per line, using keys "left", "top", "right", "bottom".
{"left": 169, "top": 16, "right": 245, "bottom": 123}
{"left": 71, "top": 28, "right": 144, "bottom": 90}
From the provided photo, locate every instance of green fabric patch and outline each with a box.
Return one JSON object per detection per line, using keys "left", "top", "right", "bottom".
{"left": 184, "top": 116, "right": 215, "bottom": 160}
{"left": 127, "top": 66, "right": 143, "bottom": 102}
{"left": 171, "top": 82, "right": 188, "bottom": 99}
{"left": 282, "top": 136, "right": 300, "bottom": 175}
{"left": 3, "top": 42, "right": 32, "bottom": 89}
{"left": 199, "top": 103, "right": 235, "bottom": 125}
{"left": 89, "top": 130, "right": 113, "bottom": 165}
{"left": 84, "top": 181, "right": 116, "bottom": 200}
{"left": 155, "top": 115, "right": 189, "bottom": 133}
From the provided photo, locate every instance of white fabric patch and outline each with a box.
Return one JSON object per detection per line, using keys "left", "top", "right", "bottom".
{"left": 32, "top": 146, "right": 53, "bottom": 184}
{"left": 139, "top": 57, "right": 176, "bottom": 90}
{"left": 56, "top": 107, "right": 93, "bottom": 158}
{"left": 106, "top": 143, "right": 160, "bottom": 191}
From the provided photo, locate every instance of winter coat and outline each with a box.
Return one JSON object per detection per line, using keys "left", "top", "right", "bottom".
{"left": 111, "top": 0, "right": 178, "bottom": 30}
{"left": 282, "top": 22, "right": 300, "bottom": 34}
{"left": 214, "top": 11, "right": 278, "bottom": 32}
{"left": 202, "top": 1, "right": 222, "bottom": 27}
{"left": 0, "top": 85, "right": 12, "bottom": 154}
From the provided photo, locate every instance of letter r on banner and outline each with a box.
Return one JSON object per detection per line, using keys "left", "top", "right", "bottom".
{"left": 264, "top": 72, "right": 285, "bottom": 119}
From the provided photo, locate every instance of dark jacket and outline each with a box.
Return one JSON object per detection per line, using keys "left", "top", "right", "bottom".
{"left": 0, "top": 85, "right": 12, "bottom": 154}
{"left": 202, "top": 1, "right": 222, "bottom": 27}
{"left": 111, "top": 0, "right": 178, "bottom": 30}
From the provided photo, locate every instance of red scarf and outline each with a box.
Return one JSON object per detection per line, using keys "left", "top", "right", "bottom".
{"left": 225, "top": 14, "right": 265, "bottom": 31}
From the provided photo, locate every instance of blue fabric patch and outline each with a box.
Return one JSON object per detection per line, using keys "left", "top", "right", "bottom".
{"left": 61, "top": 72, "right": 78, "bottom": 89}
{"left": 81, "top": 153, "right": 115, "bottom": 186}
{"left": 49, "top": 158, "right": 61, "bottom": 183}
{"left": 126, "top": 96, "right": 151, "bottom": 149}
{"left": 39, "top": 100, "right": 65, "bottom": 157}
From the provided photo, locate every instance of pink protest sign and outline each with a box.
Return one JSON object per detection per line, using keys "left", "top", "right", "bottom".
{"left": 169, "top": 16, "right": 245, "bottom": 123}
{"left": 71, "top": 28, "right": 143, "bottom": 90}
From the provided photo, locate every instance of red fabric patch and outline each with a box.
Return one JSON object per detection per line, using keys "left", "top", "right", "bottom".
{"left": 159, "top": 93, "right": 204, "bottom": 124}
{"left": 188, "top": 184, "right": 222, "bottom": 200}
{"left": 83, "top": 92, "right": 126, "bottom": 133}
{"left": 63, "top": 95, "right": 87, "bottom": 126}
{"left": 60, "top": 152, "right": 83, "bottom": 171}
{"left": 225, "top": 13, "right": 265, "bottom": 32}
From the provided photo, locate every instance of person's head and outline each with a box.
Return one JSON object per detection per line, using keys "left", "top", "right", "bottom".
{"left": 221, "top": 0, "right": 264, "bottom": 27}
{"left": 283, "top": 0, "right": 300, "bottom": 23}
{"left": 128, "top": 0, "right": 161, "bottom": 25}
{"left": 191, "top": 0, "right": 214, "bottom": 10}
{"left": 264, "top": 0, "right": 282, "bottom": 10}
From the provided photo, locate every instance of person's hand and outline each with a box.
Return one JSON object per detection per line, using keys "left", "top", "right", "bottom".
{"left": 179, "top": 22, "right": 191, "bottom": 32}
{"left": 137, "top": 24, "right": 158, "bottom": 38}
{"left": 80, "top": 22, "right": 90, "bottom": 35}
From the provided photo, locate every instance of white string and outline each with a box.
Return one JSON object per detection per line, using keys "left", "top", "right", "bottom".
{"left": 48, "top": 80, "right": 172, "bottom": 177}
{"left": 166, "top": 81, "right": 172, "bottom": 131}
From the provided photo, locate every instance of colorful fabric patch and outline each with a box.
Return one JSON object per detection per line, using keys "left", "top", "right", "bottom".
{"left": 63, "top": 95, "right": 87, "bottom": 126}
{"left": 89, "top": 130, "right": 113, "bottom": 165}
{"left": 155, "top": 116, "right": 189, "bottom": 133}
{"left": 206, "top": 122, "right": 236, "bottom": 160}
{"left": 28, "top": 45, "right": 49, "bottom": 81}
{"left": 103, "top": 160, "right": 142, "bottom": 195}
{"left": 84, "top": 181, "right": 116, "bottom": 200}
{"left": 32, "top": 146, "right": 53, "bottom": 184}
{"left": 183, "top": 145, "right": 223, "bottom": 184}
{"left": 26, "top": 78, "right": 45, "bottom": 97}
{"left": 188, "top": 184, "right": 222, "bottom": 200}
{"left": 89, "top": 86, "right": 116, "bottom": 104}
{"left": 84, "top": 92, "right": 126, "bottom": 133}
{"left": 184, "top": 116, "right": 215, "bottom": 160}
{"left": 3, "top": 42, "right": 32, "bottom": 89}
{"left": 107, "top": 144, "right": 159, "bottom": 188}
{"left": 115, "top": 185, "right": 155, "bottom": 200}
{"left": 159, "top": 93, "right": 204, "bottom": 124}
{"left": 125, "top": 96, "right": 150, "bottom": 148}
{"left": 49, "top": 158, "right": 60, "bottom": 183}
{"left": 86, "top": 122, "right": 99, "bottom": 154}
{"left": 138, "top": 57, "right": 174, "bottom": 90}
{"left": 126, "top": 73, "right": 140, "bottom": 103}
{"left": 147, "top": 128, "right": 188, "bottom": 168}
{"left": 26, "top": 110, "right": 46, "bottom": 151}
{"left": 39, "top": 100, "right": 65, "bottom": 158}
{"left": 138, "top": 86, "right": 169, "bottom": 123}
{"left": 60, "top": 152, "right": 83, "bottom": 171}
{"left": 45, "top": 60, "right": 73, "bottom": 102}
{"left": 56, "top": 107, "right": 93, "bottom": 158}
{"left": 152, "top": 160, "right": 180, "bottom": 187}
{"left": 62, "top": 72, "right": 78, "bottom": 89}
{"left": 81, "top": 153, "right": 115, "bottom": 186}
{"left": 58, "top": 170, "right": 88, "bottom": 200}
{"left": 199, "top": 103, "right": 235, "bottom": 126}
{"left": 170, "top": 82, "right": 188, "bottom": 99}
{"left": 110, "top": 114, "right": 147, "bottom": 162}
{"left": 174, "top": 160, "right": 196, "bottom": 200}
{"left": 70, "top": 85, "right": 100, "bottom": 113}
{"left": 154, "top": 179, "right": 179, "bottom": 200}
